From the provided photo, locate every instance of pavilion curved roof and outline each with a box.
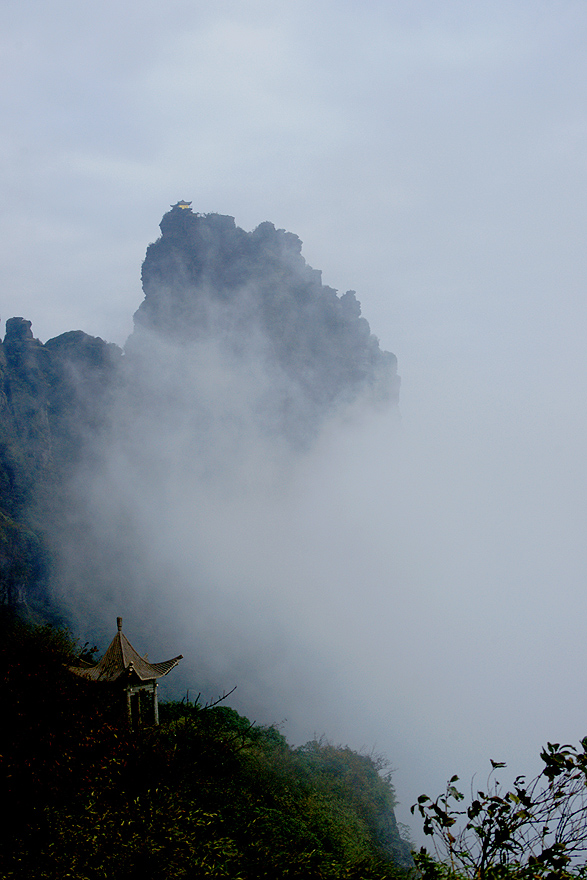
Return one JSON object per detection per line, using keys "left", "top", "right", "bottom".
{"left": 73, "top": 618, "right": 182, "bottom": 683}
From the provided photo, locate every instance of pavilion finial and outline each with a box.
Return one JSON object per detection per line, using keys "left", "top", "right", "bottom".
{"left": 117, "top": 616, "right": 123, "bottom": 631}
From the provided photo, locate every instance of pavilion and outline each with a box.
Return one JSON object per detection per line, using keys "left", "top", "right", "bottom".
{"left": 72, "top": 617, "right": 183, "bottom": 727}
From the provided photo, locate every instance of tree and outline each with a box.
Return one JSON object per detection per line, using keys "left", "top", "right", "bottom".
{"left": 411, "top": 740, "right": 587, "bottom": 880}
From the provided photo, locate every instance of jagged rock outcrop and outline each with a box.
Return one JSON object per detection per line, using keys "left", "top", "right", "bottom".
{"left": 132, "top": 204, "right": 399, "bottom": 442}
{"left": 0, "top": 204, "right": 399, "bottom": 607}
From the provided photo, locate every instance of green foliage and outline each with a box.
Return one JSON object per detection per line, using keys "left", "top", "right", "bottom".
{"left": 0, "top": 619, "right": 411, "bottom": 879}
{"left": 412, "top": 742, "right": 587, "bottom": 880}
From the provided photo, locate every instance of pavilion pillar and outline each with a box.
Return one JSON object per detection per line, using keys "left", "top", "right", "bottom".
{"left": 153, "top": 681, "right": 159, "bottom": 726}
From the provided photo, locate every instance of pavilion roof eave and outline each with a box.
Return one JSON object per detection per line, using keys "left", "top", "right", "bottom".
{"left": 70, "top": 622, "right": 183, "bottom": 684}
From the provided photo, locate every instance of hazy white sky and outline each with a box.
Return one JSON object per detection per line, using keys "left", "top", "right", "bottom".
{"left": 3, "top": 0, "right": 587, "bottom": 837}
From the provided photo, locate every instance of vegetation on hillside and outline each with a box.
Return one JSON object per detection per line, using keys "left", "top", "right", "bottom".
{"left": 0, "top": 615, "right": 412, "bottom": 879}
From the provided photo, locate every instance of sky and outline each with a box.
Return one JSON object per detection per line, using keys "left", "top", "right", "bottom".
{"left": 3, "top": 0, "right": 587, "bottom": 841}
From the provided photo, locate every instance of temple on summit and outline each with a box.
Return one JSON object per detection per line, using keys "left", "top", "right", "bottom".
{"left": 72, "top": 617, "right": 182, "bottom": 726}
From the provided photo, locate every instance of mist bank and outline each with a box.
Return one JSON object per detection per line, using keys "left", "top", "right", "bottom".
{"left": 0, "top": 205, "right": 405, "bottom": 769}
{"left": 46, "top": 206, "right": 403, "bottom": 748}
{"left": 0, "top": 203, "right": 398, "bottom": 604}
{"left": 4, "top": 202, "right": 584, "bottom": 849}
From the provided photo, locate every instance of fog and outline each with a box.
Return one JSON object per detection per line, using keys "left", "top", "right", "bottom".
{"left": 51, "top": 229, "right": 587, "bottom": 841}
{"left": 3, "top": 0, "right": 587, "bottom": 841}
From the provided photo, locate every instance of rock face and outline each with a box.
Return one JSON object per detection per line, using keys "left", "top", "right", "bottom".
{"left": 134, "top": 205, "right": 399, "bottom": 442}
{"left": 0, "top": 319, "right": 121, "bottom": 610}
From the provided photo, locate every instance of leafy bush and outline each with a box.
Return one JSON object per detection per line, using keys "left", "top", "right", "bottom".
{"left": 412, "top": 744, "right": 587, "bottom": 880}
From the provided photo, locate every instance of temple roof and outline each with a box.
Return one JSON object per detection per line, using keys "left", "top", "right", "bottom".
{"left": 72, "top": 618, "right": 183, "bottom": 684}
